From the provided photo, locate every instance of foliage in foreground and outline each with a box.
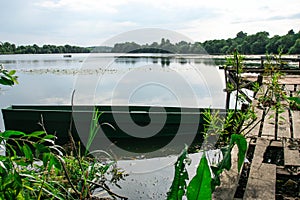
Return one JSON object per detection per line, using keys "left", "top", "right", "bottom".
{"left": 167, "top": 133, "right": 247, "bottom": 200}
{"left": 0, "top": 129, "right": 127, "bottom": 200}
{"left": 0, "top": 64, "right": 18, "bottom": 87}
{"left": 0, "top": 66, "right": 127, "bottom": 199}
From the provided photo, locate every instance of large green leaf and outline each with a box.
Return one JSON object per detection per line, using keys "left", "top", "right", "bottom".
{"left": 187, "top": 154, "right": 212, "bottom": 200}
{"left": 167, "top": 146, "right": 189, "bottom": 200}
{"left": 22, "top": 144, "right": 33, "bottom": 163}
{"left": 42, "top": 153, "right": 50, "bottom": 168}
{"left": 48, "top": 155, "right": 62, "bottom": 171}
{"left": 288, "top": 97, "right": 300, "bottom": 105}
{"left": 34, "top": 143, "right": 50, "bottom": 157}
{"left": 220, "top": 146, "right": 231, "bottom": 171}
{"left": 8, "top": 70, "right": 16, "bottom": 76}
{"left": 28, "top": 131, "right": 46, "bottom": 138}
{"left": 211, "top": 166, "right": 221, "bottom": 192}
{"left": 0, "top": 76, "right": 14, "bottom": 86}
{"left": 2, "top": 130, "right": 25, "bottom": 138}
{"left": 230, "top": 134, "right": 247, "bottom": 171}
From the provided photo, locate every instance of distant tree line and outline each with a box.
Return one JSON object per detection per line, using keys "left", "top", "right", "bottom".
{"left": 1, "top": 29, "right": 299, "bottom": 55}
{"left": 0, "top": 43, "right": 91, "bottom": 54}
{"left": 111, "top": 29, "right": 300, "bottom": 54}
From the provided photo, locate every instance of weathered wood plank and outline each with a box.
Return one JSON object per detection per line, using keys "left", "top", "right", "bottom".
{"left": 285, "top": 84, "right": 294, "bottom": 92}
{"left": 245, "top": 100, "right": 263, "bottom": 138}
{"left": 244, "top": 163, "right": 276, "bottom": 200}
{"left": 244, "top": 138, "right": 276, "bottom": 200}
{"left": 213, "top": 146, "right": 241, "bottom": 200}
{"left": 283, "top": 139, "right": 300, "bottom": 166}
{"left": 291, "top": 110, "right": 300, "bottom": 139}
{"left": 278, "top": 109, "right": 291, "bottom": 139}
{"left": 262, "top": 109, "right": 276, "bottom": 140}
{"left": 284, "top": 148, "right": 300, "bottom": 167}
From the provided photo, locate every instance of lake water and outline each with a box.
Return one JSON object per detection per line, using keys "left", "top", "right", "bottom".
{"left": 0, "top": 53, "right": 227, "bottom": 131}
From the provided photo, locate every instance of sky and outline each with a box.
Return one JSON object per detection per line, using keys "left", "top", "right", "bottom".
{"left": 0, "top": 0, "right": 300, "bottom": 46}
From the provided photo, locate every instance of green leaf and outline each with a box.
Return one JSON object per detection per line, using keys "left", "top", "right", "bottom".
{"left": 187, "top": 154, "right": 212, "bottom": 200}
{"left": 210, "top": 166, "right": 222, "bottom": 192}
{"left": 42, "top": 153, "right": 50, "bottom": 168}
{"left": 85, "top": 108, "right": 102, "bottom": 155}
{"left": 288, "top": 97, "right": 300, "bottom": 105}
{"left": 28, "top": 131, "right": 45, "bottom": 138}
{"left": 49, "top": 155, "right": 62, "bottom": 171}
{"left": 230, "top": 134, "right": 247, "bottom": 171}
{"left": 8, "top": 70, "right": 16, "bottom": 76}
{"left": 34, "top": 143, "right": 50, "bottom": 155}
{"left": 167, "top": 146, "right": 189, "bottom": 200}
{"left": 22, "top": 144, "right": 33, "bottom": 163}
{"left": 16, "top": 191, "right": 25, "bottom": 200}
{"left": 2, "top": 130, "right": 25, "bottom": 138}
{"left": 101, "top": 162, "right": 115, "bottom": 174}
{"left": 42, "top": 134, "right": 56, "bottom": 140}
{"left": 12, "top": 172, "right": 23, "bottom": 197}
{"left": 220, "top": 146, "right": 231, "bottom": 171}
{"left": 0, "top": 76, "right": 14, "bottom": 86}
{"left": 0, "top": 160, "right": 7, "bottom": 172}
{"left": 34, "top": 143, "right": 50, "bottom": 158}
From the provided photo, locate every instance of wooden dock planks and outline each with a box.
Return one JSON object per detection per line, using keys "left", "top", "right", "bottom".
{"left": 277, "top": 109, "right": 291, "bottom": 139}
{"left": 244, "top": 138, "right": 276, "bottom": 200}
{"left": 291, "top": 110, "right": 300, "bottom": 139}
{"left": 262, "top": 109, "right": 276, "bottom": 140}
{"left": 244, "top": 163, "right": 276, "bottom": 200}
{"left": 244, "top": 100, "right": 263, "bottom": 139}
{"left": 284, "top": 147, "right": 300, "bottom": 167}
{"left": 284, "top": 139, "right": 300, "bottom": 167}
{"left": 217, "top": 76, "right": 300, "bottom": 199}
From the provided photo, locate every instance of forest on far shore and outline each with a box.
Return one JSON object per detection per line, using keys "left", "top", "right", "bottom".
{"left": 1, "top": 29, "right": 299, "bottom": 55}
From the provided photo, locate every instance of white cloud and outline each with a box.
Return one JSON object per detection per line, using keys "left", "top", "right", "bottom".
{"left": 1, "top": 0, "right": 300, "bottom": 46}
{"left": 35, "top": 0, "right": 130, "bottom": 13}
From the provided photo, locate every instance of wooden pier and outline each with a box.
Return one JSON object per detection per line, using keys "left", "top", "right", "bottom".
{"left": 214, "top": 58, "right": 300, "bottom": 199}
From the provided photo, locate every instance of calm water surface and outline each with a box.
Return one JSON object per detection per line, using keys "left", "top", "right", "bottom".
{"left": 0, "top": 53, "right": 226, "bottom": 131}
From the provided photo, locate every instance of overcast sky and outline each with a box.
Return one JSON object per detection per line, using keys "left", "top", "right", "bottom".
{"left": 1, "top": 0, "right": 300, "bottom": 46}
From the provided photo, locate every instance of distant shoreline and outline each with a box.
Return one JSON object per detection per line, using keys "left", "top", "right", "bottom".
{"left": 1, "top": 29, "right": 299, "bottom": 55}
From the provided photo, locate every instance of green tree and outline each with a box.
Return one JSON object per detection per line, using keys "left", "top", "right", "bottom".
{"left": 289, "top": 38, "right": 300, "bottom": 54}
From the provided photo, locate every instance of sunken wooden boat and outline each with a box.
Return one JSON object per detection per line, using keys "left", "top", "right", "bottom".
{"left": 2, "top": 105, "right": 228, "bottom": 148}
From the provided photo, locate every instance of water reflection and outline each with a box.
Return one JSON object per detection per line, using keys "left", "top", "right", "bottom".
{"left": 0, "top": 53, "right": 226, "bottom": 131}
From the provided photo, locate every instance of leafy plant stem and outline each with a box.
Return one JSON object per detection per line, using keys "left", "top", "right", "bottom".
{"left": 58, "top": 156, "right": 81, "bottom": 198}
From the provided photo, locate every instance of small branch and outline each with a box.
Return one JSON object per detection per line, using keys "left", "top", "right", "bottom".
{"left": 57, "top": 156, "right": 81, "bottom": 198}
{"left": 85, "top": 179, "right": 128, "bottom": 200}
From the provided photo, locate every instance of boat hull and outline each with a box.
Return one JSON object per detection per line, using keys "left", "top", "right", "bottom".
{"left": 2, "top": 105, "right": 227, "bottom": 147}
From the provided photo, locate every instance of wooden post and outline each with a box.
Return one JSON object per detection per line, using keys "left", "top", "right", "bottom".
{"left": 224, "top": 68, "right": 231, "bottom": 110}
{"left": 298, "top": 56, "right": 300, "bottom": 68}
{"left": 253, "top": 75, "right": 263, "bottom": 98}
{"left": 261, "top": 56, "right": 265, "bottom": 68}
{"left": 225, "top": 91, "right": 231, "bottom": 111}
